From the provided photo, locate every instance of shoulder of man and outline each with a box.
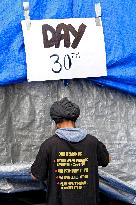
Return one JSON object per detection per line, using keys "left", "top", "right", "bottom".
{"left": 86, "top": 134, "right": 106, "bottom": 144}
{"left": 40, "top": 135, "right": 58, "bottom": 150}
{"left": 85, "top": 134, "right": 99, "bottom": 143}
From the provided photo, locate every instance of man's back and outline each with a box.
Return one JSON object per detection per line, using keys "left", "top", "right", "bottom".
{"left": 31, "top": 134, "right": 109, "bottom": 205}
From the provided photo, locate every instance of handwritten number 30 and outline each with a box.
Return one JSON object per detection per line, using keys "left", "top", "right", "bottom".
{"left": 50, "top": 54, "right": 72, "bottom": 73}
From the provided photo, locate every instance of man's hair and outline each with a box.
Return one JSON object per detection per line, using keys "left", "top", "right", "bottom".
{"left": 50, "top": 97, "right": 80, "bottom": 124}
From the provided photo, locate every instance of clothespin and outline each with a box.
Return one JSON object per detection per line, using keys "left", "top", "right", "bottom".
{"left": 95, "top": 3, "right": 101, "bottom": 26}
{"left": 23, "top": 2, "right": 31, "bottom": 30}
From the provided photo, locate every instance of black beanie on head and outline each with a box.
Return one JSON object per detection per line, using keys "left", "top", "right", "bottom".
{"left": 50, "top": 97, "right": 80, "bottom": 123}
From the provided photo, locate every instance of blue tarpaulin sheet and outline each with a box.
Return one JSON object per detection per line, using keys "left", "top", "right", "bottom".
{"left": 0, "top": 0, "right": 136, "bottom": 94}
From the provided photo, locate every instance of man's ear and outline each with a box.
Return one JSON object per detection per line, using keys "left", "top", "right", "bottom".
{"left": 56, "top": 122, "right": 61, "bottom": 129}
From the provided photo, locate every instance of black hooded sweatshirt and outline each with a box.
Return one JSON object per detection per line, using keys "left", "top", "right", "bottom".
{"left": 31, "top": 134, "right": 109, "bottom": 205}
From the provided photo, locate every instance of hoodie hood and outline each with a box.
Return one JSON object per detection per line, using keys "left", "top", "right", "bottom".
{"left": 55, "top": 128, "right": 87, "bottom": 143}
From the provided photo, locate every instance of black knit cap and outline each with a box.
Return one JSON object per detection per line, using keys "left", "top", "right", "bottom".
{"left": 50, "top": 97, "right": 80, "bottom": 123}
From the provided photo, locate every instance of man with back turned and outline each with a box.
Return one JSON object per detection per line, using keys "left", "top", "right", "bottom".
{"left": 31, "top": 97, "right": 110, "bottom": 205}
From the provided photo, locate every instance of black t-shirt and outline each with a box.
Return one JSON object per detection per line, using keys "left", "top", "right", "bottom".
{"left": 31, "top": 134, "right": 109, "bottom": 205}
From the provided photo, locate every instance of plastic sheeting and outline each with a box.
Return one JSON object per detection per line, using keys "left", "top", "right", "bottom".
{"left": 0, "top": 80, "right": 135, "bottom": 203}
{"left": 0, "top": 0, "right": 136, "bottom": 94}
{"left": 0, "top": 164, "right": 136, "bottom": 205}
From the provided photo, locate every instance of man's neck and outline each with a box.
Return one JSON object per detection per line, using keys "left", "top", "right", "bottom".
{"left": 57, "top": 120, "right": 76, "bottom": 129}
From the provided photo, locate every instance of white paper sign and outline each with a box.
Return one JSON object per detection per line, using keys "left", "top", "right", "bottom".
{"left": 21, "top": 18, "right": 107, "bottom": 81}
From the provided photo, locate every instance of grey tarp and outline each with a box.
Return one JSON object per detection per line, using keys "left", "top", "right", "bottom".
{"left": 0, "top": 80, "right": 136, "bottom": 203}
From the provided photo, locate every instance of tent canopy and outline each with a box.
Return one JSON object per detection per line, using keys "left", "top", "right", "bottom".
{"left": 0, "top": 0, "right": 136, "bottom": 94}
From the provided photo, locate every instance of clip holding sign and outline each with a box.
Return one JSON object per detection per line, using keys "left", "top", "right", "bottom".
{"left": 23, "top": 2, "right": 31, "bottom": 30}
{"left": 95, "top": 3, "right": 101, "bottom": 26}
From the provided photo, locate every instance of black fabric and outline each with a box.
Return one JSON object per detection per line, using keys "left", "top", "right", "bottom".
{"left": 31, "top": 134, "right": 109, "bottom": 205}
{"left": 50, "top": 98, "right": 80, "bottom": 123}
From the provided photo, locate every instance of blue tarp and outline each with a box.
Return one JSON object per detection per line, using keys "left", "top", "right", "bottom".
{"left": 0, "top": 0, "right": 136, "bottom": 94}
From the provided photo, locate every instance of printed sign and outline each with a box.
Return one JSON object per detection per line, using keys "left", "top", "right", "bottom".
{"left": 54, "top": 152, "right": 89, "bottom": 190}
{"left": 21, "top": 18, "right": 107, "bottom": 81}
